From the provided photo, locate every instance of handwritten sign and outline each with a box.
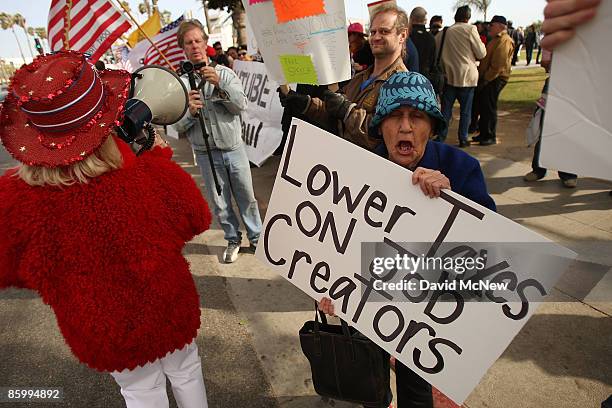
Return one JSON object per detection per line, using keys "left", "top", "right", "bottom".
{"left": 279, "top": 55, "right": 319, "bottom": 84}
{"left": 233, "top": 60, "right": 284, "bottom": 166}
{"left": 242, "top": 0, "right": 351, "bottom": 85}
{"left": 256, "top": 119, "right": 576, "bottom": 404}
{"left": 367, "top": 0, "right": 397, "bottom": 16}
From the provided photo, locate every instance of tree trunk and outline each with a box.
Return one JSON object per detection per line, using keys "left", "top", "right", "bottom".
{"left": 22, "top": 27, "right": 35, "bottom": 59}
{"left": 11, "top": 28, "right": 26, "bottom": 64}
{"left": 202, "top": 1, "right": 212, "bottom": 35}
{"left": 232, "top": 6, "right": 247, "bottom": 46}
{"left": 0, "top": 63, "right": 8, "bottom": 83}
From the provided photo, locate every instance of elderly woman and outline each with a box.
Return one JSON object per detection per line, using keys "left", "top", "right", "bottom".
{"left": 369, "top": 71, "right": 496, "bottom": 210}
{"left": 318, "top": 71, "right": 495, "bottom": 408}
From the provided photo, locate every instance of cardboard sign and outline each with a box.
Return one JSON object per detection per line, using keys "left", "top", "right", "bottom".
{"left": 241, "top": 0, "right": 351, "bottom": 85}
{"left": 245, "top": 18, "right": 259, "bottom": 56}
{"left": 233, "top": 60, "right": 284, "bottom": 166}
{"left": 256, "top": 119, "right": 576, "bottom": 404}
{"left": 367, "top": 0, "right": 397, "bottom": 17}
{"left": 541, "top": 1, "right": 612, "bottom": 181}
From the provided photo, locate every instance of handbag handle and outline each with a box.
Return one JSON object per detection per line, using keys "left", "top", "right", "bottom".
{"left": 313, "top": 301, "right": 328, "bottom": 332}
{"left": 340, "top": 319, "right": 357, "bottom": 362}
{"left": 313, "top": 302, "right": 357, "bottom": 361}
{"left": 313, "top": 302, "right": 326, "bottom": 356}
{"left": 436, "top": 27, "right": 449, "bottom": 66}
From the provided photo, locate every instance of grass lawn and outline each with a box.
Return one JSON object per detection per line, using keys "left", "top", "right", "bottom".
{"left": 499, "top": 67, "right": 547, "bottom": 113}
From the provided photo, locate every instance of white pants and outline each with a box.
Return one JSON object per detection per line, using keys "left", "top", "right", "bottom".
{"left": 111, "top": 341, "right": 208, "bottom": 408}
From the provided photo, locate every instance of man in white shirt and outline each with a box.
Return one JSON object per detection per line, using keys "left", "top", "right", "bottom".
{"left": 435, "top": 5, "right": 486, "bottom": 147}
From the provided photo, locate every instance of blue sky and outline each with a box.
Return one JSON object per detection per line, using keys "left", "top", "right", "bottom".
{"left": 0, "top": 0, "right": 545, "bottom": 60}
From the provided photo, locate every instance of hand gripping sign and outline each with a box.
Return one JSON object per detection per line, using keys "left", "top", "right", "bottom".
{"left": 256, "top": 119, "right": 576, "bottom": 404}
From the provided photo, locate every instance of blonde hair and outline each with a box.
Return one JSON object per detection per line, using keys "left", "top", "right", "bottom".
{"left": 370, "top": 4, "right": 410, "bottom": 34}
{"left": 369, "top": 4, "right": 409, "bottom": 59}
{"left": 16, "top": 136, "right": 123, "bottom": 187}
{"left": 177, "top": 19, "right": 208, "bottom": 49}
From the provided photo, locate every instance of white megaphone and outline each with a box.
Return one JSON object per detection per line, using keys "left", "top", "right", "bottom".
{"left": 117, "top": 65, "right": 188, "bottom": 148}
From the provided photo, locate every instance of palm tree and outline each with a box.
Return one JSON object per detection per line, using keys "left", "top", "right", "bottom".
{"left": 13, "top": 13, "right": 35, "bottom": 59}
{"left": 138, "top": 0, "right": 152, "bottom": 17}
{"left": 454, "top": 0, "right": 492, "bottom": 22}
{"left": 0, "top": 13, "right": 26, "bottom": 64}
{"left": 34, "top": 27, "right": 47, "bottom": 40}
{"left": 161, "top": 10, "right": 172, "bottom": 25}
{"left": 28, "top": 27, "right": 48, "bottom": 54}
{"left": 206, "top": 0, "right": 247, "bottom": 45}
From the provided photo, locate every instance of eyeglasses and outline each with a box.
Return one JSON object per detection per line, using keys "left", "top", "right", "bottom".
{"left": 238, "top": 52, "right": 247, "bottom": 56}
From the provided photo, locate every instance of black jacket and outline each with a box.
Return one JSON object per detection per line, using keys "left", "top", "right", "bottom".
{"left": 410, "top": 24, "right": 437, "bottom": 78}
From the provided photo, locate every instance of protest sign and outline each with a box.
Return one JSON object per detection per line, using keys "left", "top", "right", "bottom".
{"left": 241, "top": 0, "right": 351, "bottom": 85}
{"left": 367, "top": 0, "right": 397, "bottom": 17}
{"left": 233, "top": 60, "right": 284, "bottom": 166}
{"left": 245, "top": 18, "right": 258, "bottom": 56}
{"left": 541, "top": 1, "right": 612, "bottom": 181}
{"left": 256, "top": 119, "right": 575, "bottom": 404}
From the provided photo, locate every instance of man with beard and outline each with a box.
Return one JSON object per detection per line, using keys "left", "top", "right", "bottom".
{"left": 280, "top": 4, "right": 409, "bottom": 152}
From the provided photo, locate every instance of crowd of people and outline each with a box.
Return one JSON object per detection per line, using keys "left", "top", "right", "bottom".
{"left": 0, "top": 0, "right": 605, "bottom": 408}
{"left": 183, "top": 5, "right": 547, "bottom": 158}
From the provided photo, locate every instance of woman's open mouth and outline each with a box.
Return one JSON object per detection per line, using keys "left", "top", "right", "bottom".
{"left": 396, "top": 140, "right": 414, "bottom": 155}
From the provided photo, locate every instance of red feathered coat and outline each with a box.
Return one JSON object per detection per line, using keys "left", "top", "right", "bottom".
{"left": 0, "top": 141, "right": 211, "bottom": 372}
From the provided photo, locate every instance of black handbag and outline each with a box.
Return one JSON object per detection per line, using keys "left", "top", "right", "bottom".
{"left": 429, "top": 27, "right": 449, "bottom": 94}
{"left": 299, "top": 304, "right": 390, "bottom": 406}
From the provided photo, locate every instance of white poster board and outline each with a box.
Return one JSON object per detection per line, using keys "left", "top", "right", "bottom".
{"left": 367, "top": 0, "right": 397, "bottom": 17}
{"left": 541, "top": 1, "right": 612, "bottom": 181}
{"left": 233, "top": 60, "right": 284, "bottom": 166}
{"left": 256, "top": 119, "right": 576, "bottom": 404}
{"left": 241, "top": 0, "right": 351, "bottom": 85}
{"left": 245, "top": 17, "right": 259, "bottom": 56}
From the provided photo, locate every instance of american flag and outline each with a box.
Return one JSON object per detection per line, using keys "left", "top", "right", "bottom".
{"left": 47, "top": 0, "right": 132, "bottom": 63}
{"left": 142, "top": 16, "right": 186, "bottom": 70}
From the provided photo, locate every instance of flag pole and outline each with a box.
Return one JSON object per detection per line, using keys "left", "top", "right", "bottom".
{"left": 63, "top": 0, "right": 72, "bottom": 49}
{"left": 111, "top": 0, "right": 175, "bottom": 70}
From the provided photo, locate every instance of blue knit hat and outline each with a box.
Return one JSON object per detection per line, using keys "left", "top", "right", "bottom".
{"left": 369, "top": 71, "right": 447, "bottom": 138}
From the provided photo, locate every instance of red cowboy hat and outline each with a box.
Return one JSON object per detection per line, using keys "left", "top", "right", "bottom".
{"left": 0, "top": 50, "right": 131, "bottom": 168}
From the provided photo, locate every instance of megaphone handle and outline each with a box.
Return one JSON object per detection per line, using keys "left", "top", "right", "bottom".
{"left": 135, "top": 123, "right": 156, "bottom": 156}
{"left": 187, "top": 71, "right": 222, "bottom": 196}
